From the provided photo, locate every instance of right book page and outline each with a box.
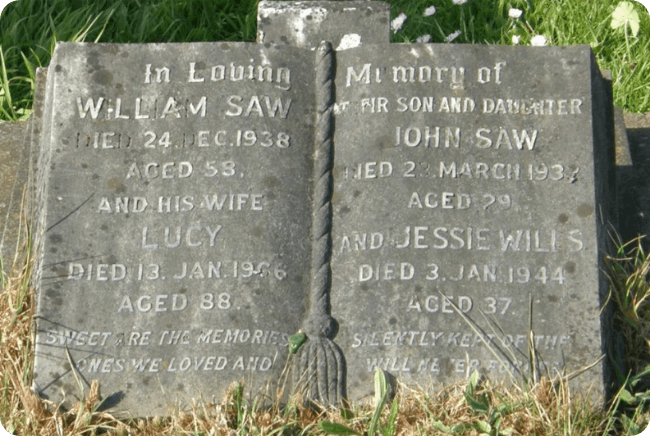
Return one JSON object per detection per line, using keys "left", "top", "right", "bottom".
{"left": 330, "top": 44, "right": 614, "bottom": 402}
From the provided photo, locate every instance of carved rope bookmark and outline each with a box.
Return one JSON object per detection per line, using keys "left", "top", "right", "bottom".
{"left": 294, "top": 40, "right": 346, "bottom": 405}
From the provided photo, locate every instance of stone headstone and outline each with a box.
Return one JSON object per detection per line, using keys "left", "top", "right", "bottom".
{"left": 31, "top": 1, "right": 617, "bottom": 416}
{"left": 618, "top": 112, "right": 650, "bottom": 242}
{"left": 257, "top": 1, "right": 390, "bottom": 50}
{"left": 32, "top": 41, "right": 318, "bottom": 415}
{"left": 0, "top": 120, "right": 30, "bottom": 277}
{"left": 1, "top": 68, "right": 49, "bottom": 279}
{"left": 329, "top": 45, "right": 616, "bottom": 401}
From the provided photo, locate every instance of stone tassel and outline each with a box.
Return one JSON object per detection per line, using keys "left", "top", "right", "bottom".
{"left": 294, "top": 40, "right": 346, "bottom": 405}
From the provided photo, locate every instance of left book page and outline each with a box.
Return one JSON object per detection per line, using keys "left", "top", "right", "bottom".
{"left": 31, "top": 42, "right": 315, "bottom": 416}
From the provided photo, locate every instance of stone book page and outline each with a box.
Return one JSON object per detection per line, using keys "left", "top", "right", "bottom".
{"left": 32, "top": 42, "right": 315, "bottom": 415}
{"left": 331, "top": 44, "right": 614, "bottom": 401}
{"left": 32, "top": 41, "right": 615, "bottom": 415}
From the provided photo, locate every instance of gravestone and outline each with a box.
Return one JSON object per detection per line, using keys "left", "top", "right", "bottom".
{"left": 0, "top": 120, "right": 30, "bottom": 277}
{"left": 1, "top": 68, "right": 47, "bottom": 279}
{"left": 257, "top": 0, "right": 390, "bottom": 49}
{"left": 329, "top": 45, "right": 615, "bottom": 401}
{"left": 31, "top": 1, "right": 616, "bottom": 416}
{"left": 32, "top": 42, "right": 318, "bottom": 415}
{"left": 618, "top": 112, "right": 650, "bottom": 243}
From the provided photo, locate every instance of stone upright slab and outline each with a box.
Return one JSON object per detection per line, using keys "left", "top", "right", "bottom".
{"left": 257, "top": 1, "right": 389, "bottom": 50}
{"left": 32, "top": 42, "right": 317, "bottom": 416}
{"left": 618, "top": 112, "right": 650, "bottom": 242}
{"left": 329, "top": 44, "right": 615, "bottom": 401}
{"left": 1, "top": 69, "right": 47, "bottom": 278}
{"left": 31, "top": 2, "right": 619, "bottom": 415}
{"left": 0, "top": 120, "right": 30, "bottom": 276}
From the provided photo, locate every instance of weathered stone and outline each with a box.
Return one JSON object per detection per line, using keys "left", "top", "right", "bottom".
{"left": 257, "top": 1, "right": 389, "bottom": 50}
{"left": 618, "top": 112, "right": 650, "bottom": 242}
{"left": 0, "top": 120, "right": 30, "bottom": 277}
{"left": 30, "top": 2, "right": 622, "bottom": 416}
{"left": 330, "top": 44, "right": 616, "bottom": 402}
{"left": 32, "top": 42, "right": 316, "bottom": 416}
{"left": 0, "top": 68, "right": 47, "bottom": 280}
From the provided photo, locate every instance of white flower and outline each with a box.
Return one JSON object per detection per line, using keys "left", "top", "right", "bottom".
{"left": 531, "top": 35, "right": 548, "bottom": 46}
{"left": 417, "top": 34, "right": 432, "bottom": 43}
{"left": 391, "top": 12, "right": 407, "bottom": 33}
{"left": 453, "top": 0, "right": 468, "bottom": 4}
{"left": 512, "top": 35, "right": 520, "bottom": 44}
{"left": 611, "top": 2, "right": 640, "bottom": 37}
{"left": 445, "top": 30, "right": 462, "bottom": 42}
{"left": 508, "top": 8, "right": 522, "bottom": 18}
{"left": 423, "top": 6, "right": 436, "bottom": 16}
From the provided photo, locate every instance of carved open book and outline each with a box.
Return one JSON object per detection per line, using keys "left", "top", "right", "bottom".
{"left": 32, "top": 37, "right": 614, "bottom": 415}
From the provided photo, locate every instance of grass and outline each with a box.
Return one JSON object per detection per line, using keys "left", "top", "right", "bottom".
{"left": 1, "top": 0, "right": 650, "bottom": 434}
{"left": 0, "top": 0, "right": 648, "bottom": 120}
{"left": 1, "top": 233, "right": 648, "bottom": 436}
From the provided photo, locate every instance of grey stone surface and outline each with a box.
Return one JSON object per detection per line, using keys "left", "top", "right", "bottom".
{"left": 615, "top": 108, "right": 632, "bottom": 166}
{"left": 618, "top": 112, "right": 650, "bottom": 242}
{"left": 330, "top": 44, "right": 615, "bottom": 402}
{"left": 30, "top": 2, "right": 624, "bottom": 415}
{"left": 0, "top": 120, "right": 30, "bottom": 277}
{"left": 0, "top": 68, "right": 47, "bottom": 280}
{"left": 615, "top": 108, "right": 634, "bottom": 243}
{"left": 32, "top": 42, "right": 316, "bottom": 416}
{"left": 257, "top": 1, "right": 390, "bottom": 50}
{"left": 623, "top": 112, "right": 650, "bottom": 129}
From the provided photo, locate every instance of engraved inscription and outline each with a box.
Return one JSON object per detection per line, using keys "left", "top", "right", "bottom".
{"left": 338, "top": 228, "right": 584, "bottom": 253}
{"left": 342, "top": 161, "right": 580, "bottom": 182}
{"left": 34, "top": 43, "right": 314, "bottom": 413}
{"left": 331, "top": 45, "right": 606, "bottom": 400}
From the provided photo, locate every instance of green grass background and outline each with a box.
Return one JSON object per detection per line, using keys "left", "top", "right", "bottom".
{"left": 0, "top": 0, "right": 648, "bottom": 122}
